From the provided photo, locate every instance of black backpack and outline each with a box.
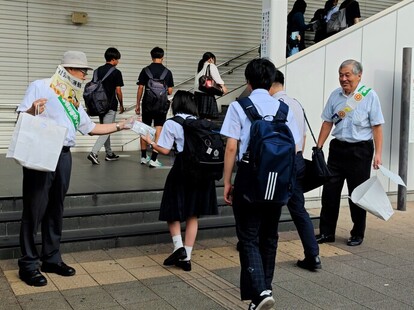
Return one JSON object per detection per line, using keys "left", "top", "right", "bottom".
{"left": 142, "top": 67, "right": 169, "bottom": 114}
{"left": 83, "top": 67, "right": 115, "bottom": 116}
{"left": 237, "top": 97, "right": 296, "bottom": 206}
{"left": 172, "top": 116, "right": 224, "bottom": 182}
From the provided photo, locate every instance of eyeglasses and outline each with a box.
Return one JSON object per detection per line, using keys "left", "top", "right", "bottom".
{"left": 78, "top": 68, "right": 88, "bottom": 76}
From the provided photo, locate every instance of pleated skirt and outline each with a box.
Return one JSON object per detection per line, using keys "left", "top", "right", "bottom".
{"left": 159, "top": 154, "right": 219, "bottom": 222}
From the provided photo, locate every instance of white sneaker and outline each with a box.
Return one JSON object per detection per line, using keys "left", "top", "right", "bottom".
{"left": 140, "top": 156, "right": 150, "bottom": 165}
{"left": 149, "top": 159, "right": 163, "bottom": 168}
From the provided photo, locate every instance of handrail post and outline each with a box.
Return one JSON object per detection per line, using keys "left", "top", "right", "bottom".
{"left": 398, "top": 47, "right": 412, "bottom": 211}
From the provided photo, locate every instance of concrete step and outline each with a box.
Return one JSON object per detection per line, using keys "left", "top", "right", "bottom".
{"left": 0, "top": 188, "right": 319, "bottom": 259}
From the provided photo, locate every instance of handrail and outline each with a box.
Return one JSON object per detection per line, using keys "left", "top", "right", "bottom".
{"left": 174, "top": 44, "right": 260, "bottom": 88}
{"left": 186, "top": 56, "right": 259, "bottom": 93}
{"left": 124, "top": 45, "right": 260, "bottom": 112}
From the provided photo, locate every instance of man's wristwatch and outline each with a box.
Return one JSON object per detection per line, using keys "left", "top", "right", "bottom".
{"left": 116, "top": 123, "right": 121, "bottom": 131}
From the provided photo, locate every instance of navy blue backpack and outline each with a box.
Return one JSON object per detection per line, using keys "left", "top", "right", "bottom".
{"left": 237, "top": 97, "right": 296, "bottom": 206}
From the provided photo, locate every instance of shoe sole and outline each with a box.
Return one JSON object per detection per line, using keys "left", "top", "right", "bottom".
{"left": 41, "top": 267, "right": 76, "bottom": 276}
{"left": 105, "top": 158, "right": 119, "bottom": 161}
{"left": 87, "top": 156, "right": 100, "bottom": 165}
{"left": 297, "top": 262, "right": 322, "bottom": 271}
{"left": 256, "top": 297, "right": 275, "bottom": 310}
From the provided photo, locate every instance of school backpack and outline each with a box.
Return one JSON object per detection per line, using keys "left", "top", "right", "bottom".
{"left": 172, "top": 116, "right": 224, "bottom": 182}
{"left": 142, "top": 67, "right": 169, "bottom": 114}
{"left": 237, "top": 97, "right": 296, "bottom": 206}
{"left": 83, "top": 66, "right": 115, "bottom": 116}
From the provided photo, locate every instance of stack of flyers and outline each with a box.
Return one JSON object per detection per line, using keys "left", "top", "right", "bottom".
{"left": 131, "top": 121, "right": 155, "bottom": 140}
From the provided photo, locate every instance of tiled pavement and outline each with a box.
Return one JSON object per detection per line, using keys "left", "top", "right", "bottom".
{"left": 1, "top": 203, "right": 414, "bottom": 310}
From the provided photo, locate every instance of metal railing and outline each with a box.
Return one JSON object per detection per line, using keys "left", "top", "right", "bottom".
{"left": 174, "top": 45, "right": 260, "bottom": 89}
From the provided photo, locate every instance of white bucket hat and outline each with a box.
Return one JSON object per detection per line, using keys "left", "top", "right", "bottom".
{"left": 60, "top": 51, "right": 93, "bottom": 70}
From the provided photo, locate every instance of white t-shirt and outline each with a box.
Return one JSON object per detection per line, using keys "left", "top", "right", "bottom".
{"left": 194, "top": 62, "right": 224, "bottom": 93}
{"left": 157, "top": 113, "right": 196, "bottom": 152}
{"left": 273, "top": 90, "right": 307, "bottom": 152}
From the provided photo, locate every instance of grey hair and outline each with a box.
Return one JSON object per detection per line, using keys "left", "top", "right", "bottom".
{"left": 339, "top": 59, "right": 363, "bottom": 75}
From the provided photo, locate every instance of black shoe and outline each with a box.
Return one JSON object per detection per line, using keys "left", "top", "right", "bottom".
{"left": 297, "top": 255, "right": 322, "bottom": 271}
{"left": 19, "top": 269, "right": 47, "bottom": 287}
{"left": 41, "top": 262, "right": 76, "bottom": 276}
{"left": 347, "top": 236, "right": 363, "bottom": 246}
{"left": 105, "top": 153, "right": 119, "bottom": 161}
{"left": 315, "top": 234, "right": 335, "bottom": 244}
{"left": 175, "top": 260, "right": 191, "bottom": 271}
{"left": 87, "top": 152, "right": 100, "bottom": 165}
{"left": 163, "top": 247, "right": 187, "bottom": 266}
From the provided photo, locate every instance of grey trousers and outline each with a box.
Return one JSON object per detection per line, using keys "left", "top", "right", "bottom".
{"left": 92, "top": 109, "right": 116, "bottom": 155}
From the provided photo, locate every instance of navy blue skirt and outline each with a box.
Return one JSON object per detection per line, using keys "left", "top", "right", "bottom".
{"left": 194, "top": 91, "right": 219, "bottom": 119}
{"left": 159, "top": 154, "right": 218, "bottom": 222}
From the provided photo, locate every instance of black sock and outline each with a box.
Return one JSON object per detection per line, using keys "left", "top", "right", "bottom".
{"left": 141, "top": 150, "right": 146, "bottom": 158}
{"left": 151, "top": 152, "right": 158, "bottom": 161}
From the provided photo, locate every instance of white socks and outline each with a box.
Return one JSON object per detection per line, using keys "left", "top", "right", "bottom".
{"left": 183, "top": 246, "right": 193, "bottom": 261}
{"left": 172, "top": 236, "right": 193, "bottom": 261}
{"left": 172, "top": 235, "right": 183, "bottom": 252}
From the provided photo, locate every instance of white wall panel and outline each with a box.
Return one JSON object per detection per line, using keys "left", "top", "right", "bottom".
{"left": 361, "top": 12, "right": 398, "bottom": 191}
{"left": 393, "top": 1, "right": 414, "bottom": 190}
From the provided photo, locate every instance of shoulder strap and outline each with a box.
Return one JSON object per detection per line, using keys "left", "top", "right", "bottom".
{"left": 144, "top": 67, "right": 153, "bottom": 79}
{"left": 237, "top": 97, "right": 262, "bottom": 122}
{"left": 206, "top": 64, "right": 212, "bottom": 77}
{"left": 171, "top": 115, "right": 184, "bottom": 126}
{"left": 100, "top": 66, "right": 116, "bottom": 82}
{"left": 159, "top": 68, "right": 168, "bottom": 80}
{"left": 275, "top": 99, "right": 289, "bottom": 122}
{"left": 92, "top": 70, "right": 99, "bottom": 83}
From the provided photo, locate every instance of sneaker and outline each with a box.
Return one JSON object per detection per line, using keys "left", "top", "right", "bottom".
{"left": 87, "top": 152, "right": 100, "bottom": 165}
{"left": 105, "top": 153, "right": 119, "bottom": 161}
{"left": 140, "top": 156, "right": 150, "bottom": 165}
{"left": 149, "top": 159, "right": 163, "bottom": 168}
{"left": 249, "top": 291, "right": 275, "bottom": 310}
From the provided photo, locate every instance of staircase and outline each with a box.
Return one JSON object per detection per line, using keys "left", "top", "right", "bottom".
{"left": 0, "top": 187, "right": 310, "bottom": 260}
{"left": 0, "top": 107, "right": 319, "bottom": 260}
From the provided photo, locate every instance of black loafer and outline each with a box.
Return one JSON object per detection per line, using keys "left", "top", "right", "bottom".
{"left": 19, "top": 269, "right": 47, "bottom": 287}
{"left": 175, "top": 260, "right": 191, "bottom": 272}
{"left": 315, "top": 234, "right": 335, "bottom": 244}
{"left": 297, "top": 255, "right": 322, "bottom": 271}
{"left": 41, "top": 262, "right": 76, "bottom": 276}
{"left": 347, "top": 236, "right": 363, "bottom": 246}
{"left": 163, "top": 247, "right": 187, "bottom": 266}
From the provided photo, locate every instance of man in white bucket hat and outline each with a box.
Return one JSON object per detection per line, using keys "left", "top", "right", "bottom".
{"left": 16, "top": 51, "right": 129, "bottom": 287}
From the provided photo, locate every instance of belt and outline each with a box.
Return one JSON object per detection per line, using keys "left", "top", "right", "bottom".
{"left": 62, "top": 146, "right": 71, "bottom": 152}
{"left": 334, "top": 139, "right": 373, "bottom": 146}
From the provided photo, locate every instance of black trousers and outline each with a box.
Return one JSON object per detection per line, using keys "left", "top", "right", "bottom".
{"left": 320, "top": 139, "right": 374, "bottom": 238}
{"left": 287, "top": 153, "right": 319, "bottom": 258}
{"left": 18, "top": 149, "right": 72, "bottom": 272}
{"left": 232, "top": 162, "right": 282, "bottom": 301}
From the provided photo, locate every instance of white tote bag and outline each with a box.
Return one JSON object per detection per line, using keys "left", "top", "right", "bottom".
{"left": 6, "top": 113, "right": 68, "bottom": 172}
{"left": 350, "top": 176, "right": 394, "bottom": 221}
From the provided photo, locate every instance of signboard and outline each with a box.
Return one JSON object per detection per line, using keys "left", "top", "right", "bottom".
{"left": 261, "top": 2, "right": 270, "bottom": 58}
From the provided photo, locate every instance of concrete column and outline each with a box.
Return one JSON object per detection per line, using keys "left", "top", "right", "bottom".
{"left": 261, "top": 0, "right": 287, "bottom": 65}
{"left": 398, "top": 47, "right": 412, "bottom": 211}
